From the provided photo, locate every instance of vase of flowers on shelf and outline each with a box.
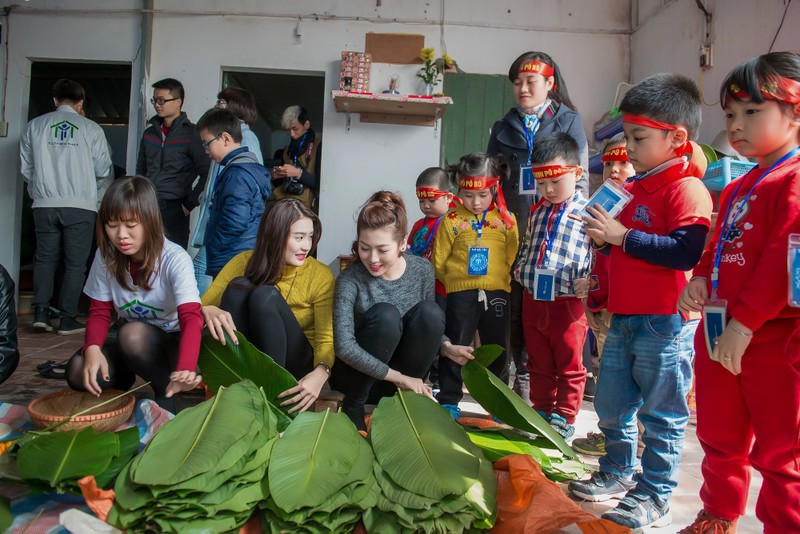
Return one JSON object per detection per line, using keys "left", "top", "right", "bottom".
{"left": 417, "top": 47, "right": 454, "bottom": 96}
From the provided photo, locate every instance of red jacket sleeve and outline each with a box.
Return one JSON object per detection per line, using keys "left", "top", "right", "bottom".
{"left": 176, "top": 302, "right": 203, "bottom": 372}
{"left": 83, "top": 298, "right": 114, "bottom": 354}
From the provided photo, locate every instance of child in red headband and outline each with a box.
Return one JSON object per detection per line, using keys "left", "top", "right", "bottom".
{"left": 513, "top": 132, "right": 592, "bottom": 440}
{"left": 678, "top": 51, "right": 800, "bottom": 534}
{"left": 432, "top": 152, "right": 519, "bottom": 419}
{"left": 569, "top": 73, "right": 713, "bottom": 531}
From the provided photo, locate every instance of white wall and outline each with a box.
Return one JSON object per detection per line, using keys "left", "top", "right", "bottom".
{"left": 0, "top": 0, "right": 631, "bottom": 283}
{"left": 630, "top": 0, "right": 800, "bottom": 142}
{"left": 146, "top": 0, "right": 630, "bottom": 267}
{"left": 0, "top": 0, "right": 143, "bottom": 281}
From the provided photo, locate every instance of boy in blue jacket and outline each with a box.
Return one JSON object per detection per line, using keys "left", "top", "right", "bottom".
{"left": 196, "top": 108, "right": 272, "bottom": 279}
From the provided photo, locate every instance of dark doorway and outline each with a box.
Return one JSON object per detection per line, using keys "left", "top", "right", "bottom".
{"left": 221, "top": 69, "right": 325, "bottom": 203}
{"left": 19, "top": 61, "right": 131, "bottom": 312}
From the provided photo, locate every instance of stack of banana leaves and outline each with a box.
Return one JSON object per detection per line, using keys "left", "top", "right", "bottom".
{"left": 107, "top": 380, "right": 276, "bottom": 532}
{"left": 363, "top": 391, "right": 497, "bottom": 533}
{"left": 14, "top": 426, "right": 139, "bottom": 494}
{"left": 260, "top": 410, "right": 378, "bottom": 533}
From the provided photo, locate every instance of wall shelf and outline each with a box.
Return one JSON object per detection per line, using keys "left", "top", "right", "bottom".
{"left": 331, "top": 90, "right": 453, "bottom": 131}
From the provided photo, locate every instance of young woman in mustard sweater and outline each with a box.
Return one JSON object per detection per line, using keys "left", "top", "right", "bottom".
{"left": 202, "top": 198, "right": 334, "bottom": 413}
{"left": 432, "top": 152, "right": 519, "bottom": 418}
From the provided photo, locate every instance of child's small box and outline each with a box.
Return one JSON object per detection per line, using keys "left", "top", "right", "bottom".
{"left": 573, "top": 180, "right": 633, "bottom": 220}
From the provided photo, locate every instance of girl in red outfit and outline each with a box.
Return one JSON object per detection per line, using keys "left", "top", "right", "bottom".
{"left": 678, "top": 51, "right": 800, "bottom": 534}
{"left": 66, "top": 177, "right": 204, "bottom": 411}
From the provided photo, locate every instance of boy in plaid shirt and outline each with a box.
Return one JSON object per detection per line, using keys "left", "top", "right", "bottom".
{"left": 514, "top": 133, "right": 591, "bottom": 439}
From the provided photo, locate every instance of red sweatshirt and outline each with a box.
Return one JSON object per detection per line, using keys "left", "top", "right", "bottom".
{"left": 694, "top": 155, "right": 800, "bottom": 332}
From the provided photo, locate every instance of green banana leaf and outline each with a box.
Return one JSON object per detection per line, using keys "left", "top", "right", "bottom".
{"left": 268, "top": 410, "right": 366, "bottom": 511}
{"left": 94, "top": 427, "right": 140, "bottom": 489}
{"left": 198, "top": 329, "right": 298, "bottom": 429}
{"left": 16, "top": 427, "right": 119, "bottom": 486}
{"left": 462, "top": 344, "right": 578, "bottom": 460}
{"left": 370, "top": 390, "right": 482, "bottom": 500}
{"left": 129, "top": 380, "right": 267, "bottom": 486}
{"left": 0, "top": 496, "right": 11, "bottom": 531}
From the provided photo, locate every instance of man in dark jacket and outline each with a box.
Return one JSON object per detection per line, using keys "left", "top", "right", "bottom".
{"left": 0, "top": 264, "right": 20, "bottom": 384}
{"left": 136, "top": 78, "right": 211, "bottom": 249}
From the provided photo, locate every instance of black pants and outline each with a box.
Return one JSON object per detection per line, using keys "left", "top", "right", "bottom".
{"left": 437, "top": 289, "right": 510, "bottom": 405}
{"left": 159, "top": 198, "right": 190, "bottom": 250}
{"left": 220, "top": 280, "right": 314, "bottom": 380}
{"left": 66, "top": 321, "right": 180, "bottom": 411}
{"left": 32, "top": 207, "right": 95, "bottom": 318}
{"left": 509, "top": 279, "right": 529, "bottom": 378}
{"left": 332, "top": 301, "right": 444, "bottom": 431}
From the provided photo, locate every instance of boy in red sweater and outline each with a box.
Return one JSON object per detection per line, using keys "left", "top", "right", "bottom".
{"left": 678, "top": 51, "right": 800, "bottom": 534}
{"left": 567, "top": 73, "right": 713, "bottom": 531}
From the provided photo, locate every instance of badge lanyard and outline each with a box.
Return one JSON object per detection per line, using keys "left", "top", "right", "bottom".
{"left": 537, "top": 202, "right": 567, "bottom": 269}
{"left": 711, "top": 147, "right": 800, "bottom": 299}
{"left": 290, "top": 132, "right": 308, "bottom": 167}
{"left": 472, "top": 208, "right": 489, "bottom": 244}
{"left": 411, "top": 216, "right": 443, "bottom": 255}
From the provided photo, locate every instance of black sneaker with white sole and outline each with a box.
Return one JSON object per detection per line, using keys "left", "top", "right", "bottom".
{"left": 567, "top": 471, "right": 635, "bottom": 502}
{"left": 32, "top": 307, "right": 53, "bottom": 333}
{"left": 601, "top": 490, "right": 673, "bottom": 531}
{"left": 57, "top": 316, "right": 86, "bottom": 336}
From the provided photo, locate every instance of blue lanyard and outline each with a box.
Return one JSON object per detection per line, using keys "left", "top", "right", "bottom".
{"left": 711, "top": 147, "right": 800, "bottom": 297}
{"left": 539, "top": 201, "right": 568, "bottom": 268}
{"left": 518, "top": 115, "right": 538, "bottom": 165}
{"left": 472, "top": 208, "right": 489, "bottom": 242}
{"left": 291, "top": 132, "right": 308, "bottom": 167}
{"left": 411, "top": 216, "right": 443, "bottom": 255}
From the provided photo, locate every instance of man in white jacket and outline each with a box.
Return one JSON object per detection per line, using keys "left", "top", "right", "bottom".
{"left": 19, "top": 79, "right": 112, "bottom": 335}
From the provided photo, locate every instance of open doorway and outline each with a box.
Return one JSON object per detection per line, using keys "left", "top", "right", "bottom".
{"left": 221, "top": 69, "right": 325, "bottom": 205}
{"left": 19, "top": 61, "right": 131, "bottom": 313}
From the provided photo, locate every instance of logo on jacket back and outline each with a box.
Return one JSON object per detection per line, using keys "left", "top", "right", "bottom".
{"left": 632, "top": 205, "right": 655, "bottom": 227}
{"left": 50, "top": 120, "right": 79, "bottom": 141}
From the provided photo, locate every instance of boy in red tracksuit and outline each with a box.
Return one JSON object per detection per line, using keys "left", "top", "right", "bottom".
{"left": 678, "top": 51, "right": 800, "bottom": 534}
{"left": 567, "top": 73, "right": 713, "bottom": 531}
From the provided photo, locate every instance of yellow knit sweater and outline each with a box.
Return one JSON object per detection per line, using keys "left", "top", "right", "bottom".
{"left": 201, "top": 252, "right": 335, "bottom": 368}
{"left": 433, "top": 204, "right": 519, "bottom": 293}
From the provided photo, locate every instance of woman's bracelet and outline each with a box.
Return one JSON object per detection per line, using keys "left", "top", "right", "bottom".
{"left": 729, "top": 324, "right": 753, "bottom": 338}
{"left": 315, "top": 362, "right": 331, "bottom": 375}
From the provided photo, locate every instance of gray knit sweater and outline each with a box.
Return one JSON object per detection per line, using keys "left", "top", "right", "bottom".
{"left": 333, "top": 254, "right": 436, "bottom": 380}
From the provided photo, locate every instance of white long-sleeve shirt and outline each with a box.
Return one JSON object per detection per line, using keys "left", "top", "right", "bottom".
{"left": 19, "top": 104, "right": 112, "bottom": 212}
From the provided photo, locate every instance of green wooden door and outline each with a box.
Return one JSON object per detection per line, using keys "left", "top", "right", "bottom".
{"left": 440, "top": 72, "right": 516, "bottom": 166}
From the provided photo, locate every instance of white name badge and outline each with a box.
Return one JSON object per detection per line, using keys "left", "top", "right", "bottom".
{"left": 702, "top": 299, "right": 728, "bottom": 361}
{"left": 468, "top": 246, "right": 489, "bottom": 276}
{"left": 533, "top": 269, "right": 556, "bottom": 301}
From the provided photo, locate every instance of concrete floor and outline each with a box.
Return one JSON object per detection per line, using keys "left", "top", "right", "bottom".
{"left": 4, "top": 319, "right": 764, "bottom": 533}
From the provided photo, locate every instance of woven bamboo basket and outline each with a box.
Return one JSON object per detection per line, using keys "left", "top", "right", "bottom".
{"left": 28, "top": 389, "right": 135, "bottom": 432}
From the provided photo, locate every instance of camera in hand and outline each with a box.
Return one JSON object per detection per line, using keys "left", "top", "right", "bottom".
{"left": 284, "top": 179, "right": 305, "bottom": 195}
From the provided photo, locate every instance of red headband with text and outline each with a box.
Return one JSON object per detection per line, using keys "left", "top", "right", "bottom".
{"left": 457, "top": 175, "right": 515, "bottom": 228}
{"left": 530, "top": 165, "right": 580, "bottom": 180}
{"left": 519, "top": 61, "right": 554, "bottom": 79}
{"left": 726, "top": 77, "right": 800, "bottom": 106}
{"left": 416, "top": 187, "right": 450, "bottom": 200}
{"left": 622, "top": 113, "right": 688, "bottom": 157}
{"left": 601, "top": 146, "right": 629, "bottom": 163}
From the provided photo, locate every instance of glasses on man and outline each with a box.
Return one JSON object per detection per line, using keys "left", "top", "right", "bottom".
{"left": 216, "top": 98, "right": 228, "bottom": 107}
{"left": 201, "top": 135, "right": 221, "bottom": 151}
{"left": 150, "top": 97, "right": 180, "bottom": 106}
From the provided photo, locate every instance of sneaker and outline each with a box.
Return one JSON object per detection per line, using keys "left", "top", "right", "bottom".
{"left": 572, "top": 431, "right": 606, "bottom": 456}
{"left": 568, "top": 471, "right": 635, "bottom": 502}
{"left": 57, "top": 316, "right": 86, "bottom": 336}
{"left": 440, "top": 403, "right": 461, "bottom": 419}
{"left": 679, "top": 510, "right": 738, "bottom": 533}
{"left": 602, "top": 490, "right": 672, "bottom": 530}
{"left": 32, "top": 307, "right": 53, "bottom": 333}
{"left": 584, "top": 373, "right": 597, "bottom": 401}
{"left": 549, "top": 413, "right": 575, "bottom": 440}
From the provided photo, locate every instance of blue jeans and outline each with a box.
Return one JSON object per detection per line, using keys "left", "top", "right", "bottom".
{"left": 596, "top": 314, "right": 698, "bottom": 504}
{"left": 193, "top": 246, "right": 213, "bottom": 297}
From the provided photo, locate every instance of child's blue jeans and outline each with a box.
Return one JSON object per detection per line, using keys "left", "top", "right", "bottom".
{"left": 596, "top": 313, "right": 698, "bottom": 504}
{"left": 192, "top": 246, "right": 213, "bottom": 297}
